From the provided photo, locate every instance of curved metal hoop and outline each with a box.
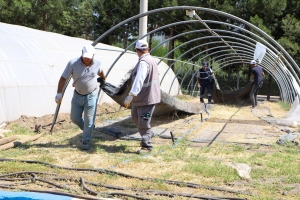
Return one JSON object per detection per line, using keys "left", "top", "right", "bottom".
{"left": 92, "top": 6, "right": 300, "bottom": 103}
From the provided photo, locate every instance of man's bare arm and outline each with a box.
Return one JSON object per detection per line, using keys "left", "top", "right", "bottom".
{"left": 98, "top": 70, "right": 106, "bottom": 80}
{"left": 57, "top": 76, "right": 66, "bottom": 93}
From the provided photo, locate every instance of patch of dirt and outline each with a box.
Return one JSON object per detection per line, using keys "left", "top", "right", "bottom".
{"left": 4, "top": 103, "right": 122, "bottom": 134}
{"left": 5, "top": 113, "right": 71, "bottom": 133}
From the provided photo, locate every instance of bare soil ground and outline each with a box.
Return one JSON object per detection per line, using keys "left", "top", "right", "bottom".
{"left": 1, "top": 100, "right": 300, "bottom": 199}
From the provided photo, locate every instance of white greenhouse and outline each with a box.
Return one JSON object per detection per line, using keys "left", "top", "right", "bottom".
{"left": 0, "top": 22, "right": 180, "bottom": 125}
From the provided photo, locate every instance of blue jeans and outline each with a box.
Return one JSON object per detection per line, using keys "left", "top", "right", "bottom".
{"left": 200, "top": 80, "right": 212, "bottom": 102}
{"left": 70, "top": 89, "right": 98, "bottom": 142}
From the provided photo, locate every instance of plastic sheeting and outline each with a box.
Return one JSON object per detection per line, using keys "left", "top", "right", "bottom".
{"left": 0, "top": 22, "right": 180, "bottom": 125}
{"left": 253, "top": 42, "right": 266, "bottom": 64}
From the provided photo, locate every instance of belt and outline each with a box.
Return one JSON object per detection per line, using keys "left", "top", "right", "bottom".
{"left": 75, "top": 88, "right": 97, "bottom": 96}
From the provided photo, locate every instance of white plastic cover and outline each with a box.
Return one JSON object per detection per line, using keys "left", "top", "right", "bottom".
{"left": 253, "top": 42, "right": 266, "bottom": 64}
{"left": 0, "top": 22, "right": 180, "bottom": 124}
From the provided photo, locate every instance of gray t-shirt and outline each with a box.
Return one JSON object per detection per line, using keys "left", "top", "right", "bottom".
{"left": 62, "top": 57, "right": 102, "bottom": 95}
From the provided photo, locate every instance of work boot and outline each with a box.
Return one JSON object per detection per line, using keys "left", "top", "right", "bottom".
{"left": 208, "top": 96, "right": 212, "bottom": 103}
{"left": 81, "top": 140, "right": 90, "bottom": 150}
{"left": 137, "top": 147, "right": 152, "bottom": 154}
{"left": 200, "top": 98, "right": 204, "bottom": 103}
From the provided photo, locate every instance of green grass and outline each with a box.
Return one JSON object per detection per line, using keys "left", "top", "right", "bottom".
{"left": 278, "top": 101, "right": 291, "bottom": 111}
{"left": 5, "top": 123, "right": 35, "bottom": 137}
{"left": 183, "top": 161, "right": 239, "bottom": 182}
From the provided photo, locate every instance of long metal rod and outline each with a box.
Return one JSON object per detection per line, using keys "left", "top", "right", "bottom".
{"left": 50, "top": 76, "right": 71, "bottom": 133}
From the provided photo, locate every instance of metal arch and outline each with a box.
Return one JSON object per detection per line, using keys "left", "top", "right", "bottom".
{"left": 184, "top": 49, "right": 294, "bottom": 102}
{"left": 92, "top": 6, "right": 300, "bottom": 103}
{"left": 156, "top": 33, "right": 258, "bottom": 69}
{"left": 96, "top": 17, "right": 299, "bottom": 101}
{"left": 172, "top": 49, "right": 253, "bottom": 95}
{"left": 162, "top": 25, "right": 298, "bottom": 102}
{"left": 188, "top": 54, "right": 254, "bottom": 96}
{"left": 173, "top": 46, "right": 255, "bottom": 95}
{"left": 167, "top": 46, "right": 248, "bottom": 94}
{"left": 216, "top": 58, "right": 293, "bottom": 102}
{"left": 261, "top": 52, "right": 298, "bottom": 102}
{"left": 209, "top": 61, "right": 284, "bottom": 101}
{"left": 161, "top": 40, "right": 254, "bottom": 86}
{"left": 159, "top": 34, "right": 258, "bottom": 86}
{"left": 155, "top": 25, "right": 281, "bottom": 85}
{"left": 178, "top": 44, "right": 290, "bottom": 100}
{"left": 215, "top": 52, "right": 293, "bottom": 100}
{"left": 92, "top": 5, "right": 298, "bottom": 71}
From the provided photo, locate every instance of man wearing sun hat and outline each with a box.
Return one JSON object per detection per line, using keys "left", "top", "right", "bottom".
{"left": 249, "top": 59, "right": 264, "bottom": 108}
{"left": 123, "top": 39, "right": 161, "bottom": 154}
{"left": 55, "top": 44, "right": 106, "bottom": 150}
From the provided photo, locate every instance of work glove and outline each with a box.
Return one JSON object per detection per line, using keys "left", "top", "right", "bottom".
{"left": 55, "top": 93, "right": 63, "bottom": 104}
{"left": 197, "top": 83, "right": 200, "bottom": 88}
{"left": 97, "top": 77, "right": 105, "bottom": 85}
{"left": 124, "top": 95, "right": 134, "bottom": 108}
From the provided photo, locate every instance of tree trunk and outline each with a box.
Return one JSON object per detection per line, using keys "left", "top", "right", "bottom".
{"left": 43, "top": 0, "right": 48, "bottom": 31}
{"left": 149, "top": 32, "right": 154, "bottom": 49}
{"left": 44, "top": 11, "right": 48, "bottom": 31}
{"left": 206, "top": 43, "right": 209, "bottom": 62}
{"left": 267, "top": 74, "right": 272, "bottom": 101}
{"left": 124, "top": 30, "right": 129, "bottom": 49}
{"left": 227, "top": 66, "right": 232, "bottom": 89}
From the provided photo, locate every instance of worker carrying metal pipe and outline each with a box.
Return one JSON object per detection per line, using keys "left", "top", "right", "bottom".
{"left": 196, "top": 62, "right": 214, "bottom": 104}
{"left": 55, "top": 44, "right": 106, "bottom": 150}
{"left": 123, "top": 40, "right": 161, "bottom": 154}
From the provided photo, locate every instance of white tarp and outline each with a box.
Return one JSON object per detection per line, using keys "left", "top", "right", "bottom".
{"left": 254, "top": 42, "right": 267, "bottom": 64}
{"left": 0, "top": 22, "right": 180, "bottom": 124}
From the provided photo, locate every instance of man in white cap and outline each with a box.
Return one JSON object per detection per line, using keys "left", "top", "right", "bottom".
{"left": 55, "top": 44, "right": 106, "bottom": 150}
{"left": 124, "top": 40, "right": 161, "bottom": 154}
{"left": 249, "top": 59, "right": 264, "bottom": 108}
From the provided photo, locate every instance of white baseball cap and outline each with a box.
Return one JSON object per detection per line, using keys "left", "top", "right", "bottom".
{"left": 250, "top": 60, "right": 256, "bottom": 65}
{"left": 135, "top": 40, "right": 149, "bottom": 49}
{"left": 82, "top": 44, "right": 95, "bottom": 59}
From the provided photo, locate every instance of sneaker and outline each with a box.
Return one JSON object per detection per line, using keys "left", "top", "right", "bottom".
{"left": 200, "top": 98, "right": 204, "bottom": 103}
{"left": 81, "top": 140, "right": 90, "bottom": 150}
{"left": 137, "top": 147, "right": 152, "bottom": 154}
{"left": 208, "top": 102, "right": 214, "bottom": 104}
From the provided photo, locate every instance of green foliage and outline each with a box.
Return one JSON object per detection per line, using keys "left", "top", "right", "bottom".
{"left": 151, "top": 39, "right": 169, "bottom": 58}
{"left": 1, "top": 0, "right": 300, "bottom": 87}
{"left": 249, "top": 15, "right": 272, "bottom": 36}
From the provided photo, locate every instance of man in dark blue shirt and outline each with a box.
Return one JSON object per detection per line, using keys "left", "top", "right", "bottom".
{"left": 196, "top": 62, "right": 214, "bottom": 104}
{"left": 250, "top": 60, "right": 264, "bottom": 108}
